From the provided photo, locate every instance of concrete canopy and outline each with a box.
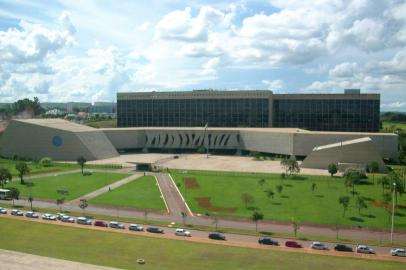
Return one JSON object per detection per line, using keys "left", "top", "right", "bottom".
{"left": 301, "top": 137, "right": 387, "bottom": 172}
{"left": 0, "top": 119, "right": 119, "bottom": 161}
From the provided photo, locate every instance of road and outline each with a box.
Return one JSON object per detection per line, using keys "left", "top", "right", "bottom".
{"left": 0, "top": 211, "right": 405, "bottom": 263}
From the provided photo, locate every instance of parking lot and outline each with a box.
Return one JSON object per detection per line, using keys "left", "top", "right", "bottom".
{"left": 1, "top": 207, "right": 405, "bottom": 262}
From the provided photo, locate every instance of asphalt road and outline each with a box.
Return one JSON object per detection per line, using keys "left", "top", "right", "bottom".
{"left": 1, "top": 208, "right": 405, "bottom": 263}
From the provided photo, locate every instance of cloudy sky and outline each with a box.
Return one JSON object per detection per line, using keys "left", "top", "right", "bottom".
{"left": 0, "top": 0, "right": 405, "bottom": 110}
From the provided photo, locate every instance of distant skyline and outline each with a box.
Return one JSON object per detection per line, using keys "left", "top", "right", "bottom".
{"left": 0, "top": 0, "right": 406, "bottom": 111}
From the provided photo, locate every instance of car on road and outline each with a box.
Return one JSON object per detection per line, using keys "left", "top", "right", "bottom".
{"left": 94, "top": 220, "right": 108, "bottom": 227}
{"left": 311, "top": 242, "right": 329, "bottom": 250}
{"left": 208, "top": 233, "right": 226, "bottom": 241}
{"left": 10, "top": 209, "right": 23, "bottom": 216}
{"left": 146, "top": 227, "right": 164, "bottom": 234}
{"left": 129, "top": 224, "right": 144, "bottom": 231}
{"left": 109, "top": 221, "right": 125, "bottom": 229}
{"left": 390, "top": 248, "right": 406, "bottom": 257}
{"left": 334, "top": 244, "right": 353, "bottom": 252}
{"left": 56, "top": 213, "right": 65, "bottom": 220}
{"left": 285, "top": 241, "right": 302, "bottom": 248}
{"left": 175, "top": 228, "right": 191, "bottom": 237}
{"left": 25, "top": 211, "right": 39, "bottom": 218}
{"left": 258, "top": 238, "right": 279, "bottom": 246}
{"left": 0, "top": 207, "right": 7, "bottom": 214}
{"left": 61, "top": 215, "right": 75, "bottom": 223}
{"left": 77, "top": 217, "right": 92, "bottom": 225}
{"left": 42, "top": 213, "right": 57, "bottom": 221}
{"left": 356, "top": 245, "right": 375, "bottom": 254}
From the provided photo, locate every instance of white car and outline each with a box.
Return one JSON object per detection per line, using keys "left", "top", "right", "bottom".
{"left": 175, "top": 228, "right": 191, "bottom": 237}
{"left": 42, "top": 213, "right": 57, "bottom": 221}
{"left": 390, "top": 248, "right": 406, "bottom": 257}
{"left": 356, "top": 245, "right": 375, "bottom": 254}
{"left": 61, "top": 215, "right": 75, "bottom": 223}
{"left": 10, "top": 209, "right": 23, "bottom": 216}
{"left": 77, "top": 217, "right": 92, "bottom": 225}
{"left": 25, "top": 211, "right": 39, "bottom": 218}
{"left": 129, "top": 224, "right": 144, "bottom": 231}
{"left": 109, "top": 221, "right": 125, "bottom": 229}
{"left": 310, "top": 242, "right": 328, "bottom": 250}
{"left": 0, "top": 207, "right": 7, "bottom": 214}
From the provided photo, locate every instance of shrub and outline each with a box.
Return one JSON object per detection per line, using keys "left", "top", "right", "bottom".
{"left": 39, "top": 157, "right": 53, "bottom": 167}
{"left": 83, "top": 171, "right": 92, "bottom": 176}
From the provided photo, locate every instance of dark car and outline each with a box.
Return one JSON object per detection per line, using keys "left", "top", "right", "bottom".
{"left": 258, "top": 238, "right": 279, "bottom": 246}
{"left": 334, "top": 244, "right": 353, "bottom": 252}
{"left": 208, "top": 233, "right": 226, "bottom": 241}
{"left": 285, "top": 241, "right": 302, "bottom": 248}
{"left": 94, "top": 220, "right": 108, "bottom": 227}
{"left": 146, "top": 227, "right": 164, "bottom": 233}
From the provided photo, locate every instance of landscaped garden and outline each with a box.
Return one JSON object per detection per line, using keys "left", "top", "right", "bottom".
{"left": 4, "top": 172, "right": 130, "bottom": 201}
{"left": 171, "top": 170, "right": 406, "bottom": 230}
{"left": 0, "top": 218, "right": 403, "bottom": 270}
{"left": 89, "top": 176, "right": 167, "bottom": 211}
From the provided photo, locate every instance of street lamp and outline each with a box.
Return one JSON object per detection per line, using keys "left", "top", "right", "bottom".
{"left": 390, "top": 182, "right": 396, "bottom": 244}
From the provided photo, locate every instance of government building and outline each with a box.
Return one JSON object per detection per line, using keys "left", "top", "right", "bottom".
{"left": 117, "top": 89, "right": 380, "bottom": 132}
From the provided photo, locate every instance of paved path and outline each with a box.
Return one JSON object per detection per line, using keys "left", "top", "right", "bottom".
{"left": 0, "top": 249, "right": 122, "bottom": 270}
{"left": 12, "top": 169, "right": 80, "bottom": 182}
{"left": 68, "top": 173, "right": 143, "bottom": 204}
{"left": 154, "top": 173, "right": 191, "bottom": 216}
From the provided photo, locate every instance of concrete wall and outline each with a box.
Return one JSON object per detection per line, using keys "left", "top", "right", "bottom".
{"left": 239, "top": 130, "right": 293, "bottom": 155}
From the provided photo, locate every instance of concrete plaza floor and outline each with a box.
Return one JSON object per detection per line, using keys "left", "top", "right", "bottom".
{"left": 87, "top": 153, "right": 332, "bottom": 176}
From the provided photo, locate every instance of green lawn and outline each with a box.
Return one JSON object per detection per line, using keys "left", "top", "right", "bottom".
{"left": 171, "top": 170, "right": 406, "bottom": 230}
{"left": 382, "top": 121, "right": 406, "bottom": 132}
{"left": 5, "top": 172, "right": 130, "bottom": 201}
{"left": 0, "top": 218, "right": 402, "bottom": 270}
{"left": 0, "top": 158, "right": 122, "bottom": 176}
{"left": 89, "top": 176, "right": 167, "bottom": 211}
{"left": 84, "top": 119, "right": 117, "bottom": 128}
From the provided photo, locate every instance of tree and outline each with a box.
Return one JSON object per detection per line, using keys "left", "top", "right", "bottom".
{"left": 311, "top": 183, "right": 317, "bottom": 193}
{"left": 240, "top": 193, "right": 254, "bottom": 209}
{"left": 15, "top": 162, "right": 30, "bottom": 184}
{"left": 8, "top": 187, "right": 20, "bottom": 207}
{"left": 265, "top": 189, "right": 274, "bottom": 200}
{"left": 276, "top": 185, "right": 283, "bottom": 197}
{"left": 181, "top": 211, "right": 187, "bottom": 226}
{"left": 328, "top": 163, "right": 338, "bottom": 177}
{"left": 77, "top": 156, "right": 87, "bottom": 175}
{"left": 378, "top": 176, "right": 390, "bottom": 196}
{"left": 28, "top": 195, "right": 33, "bottom": 210}
{"left": 11, "top": 97, "right": 44, "bottom": 116}
{"left": 292, "top": 218, "right": 300, "bottom": 238}
{"left": 212, "top": 214, "right": 219, "bottom": 231}
{"left": 252, "top": 211, "right": 264, "bottom": 232}
{"left": 280, "top": 158, "right": 300, "bottom": 176}
{"left": 79, "top": 199, "right": 88, "bottom": 214}
{"left": 383, "top": 192, "right": 392, "bottom": 223}
{"left": 389, "top": 171, "right": 405, "bottom": 206}
{"left": 343, "top": 168, "right": 365, "bottom": 196}
{"left": 367, "top": 161, "right": 379, "bottom": 184}
{"left": 56, "top": 198, "right": 65, "bottom": 212}
{"left": 339, "top": 196, "right": 350, "bottom": 217}
{"left": 356, "top": 196, "right": 368, "bottom": 215}
{"left": 0, "top": 168, "right": 12, "bottom": 188}
{"left": 144, "top": 210, "right": 149, "bottom": 223}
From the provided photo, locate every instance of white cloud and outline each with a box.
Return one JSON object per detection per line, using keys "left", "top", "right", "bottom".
{"left": 381, "top": 102, "right": 406, "bottom": 109}
{"left": 136, "top": 22, "right": 151, "bottom": 32}
{"left": 262, "top": 79, "right": 284, "bottom": 91}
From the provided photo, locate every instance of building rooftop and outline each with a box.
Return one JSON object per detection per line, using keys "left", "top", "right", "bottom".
{"left": 13, "top": 119, "right": 96, "bottom": 132}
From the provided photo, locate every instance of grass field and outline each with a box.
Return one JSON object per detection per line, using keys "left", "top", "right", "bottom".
{"left": 171, "top": 170, "right": 406, "bottom": 230}
{"left": 0, "top": 218, "right": 403, "bottom": 270}
{"left": 84, "top": 119, "right": 117, "bottom": 128}
{"left": 382, "top": 121, "right": 406, "bottom": 132}
{"left": 0, "top": 158, "right": 122, "bottom": 176}
{"left": 4, "top": 172, "right": 130, "bottom": 201}
{"left": 89, "top": 176, "right": 167, "bottom": 211}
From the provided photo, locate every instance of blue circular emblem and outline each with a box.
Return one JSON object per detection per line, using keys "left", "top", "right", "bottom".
{"left": 52, "top": 135, "right": 63, "bottom": 147}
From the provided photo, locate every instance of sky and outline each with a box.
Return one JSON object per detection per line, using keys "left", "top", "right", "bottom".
{"left": 0, "top": 0, "right": 405, "bottom": 111}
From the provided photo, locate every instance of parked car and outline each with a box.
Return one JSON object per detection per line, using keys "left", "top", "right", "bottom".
{"left": 42, "top": 213, "right": 57, "bottom": 221}
{"left": 175, "top": 228, "right": 191, "bottom": 237}
{"left": 129, "top": 224, "right": 144, "bottom": 231}
{"left": 311, "top": 242, "right": 329, "bottom": 250}
{"left": 25, "top": 211, "right": 39, "bottom": 218}
{"left": 334, "top": 244, "right": 353, "bottom": 252}
{"left": 208, "top": 233, "right": 226, "bottom": 240}
{"left": 94, "top": 220, "right": 108, "bottom": 227}
{"left": 109, "top": 221, "right": 125, "bottom": 229}
{"left": 146, "top": 227, "right": 164, "bottom": 233}
{"left": 356, "top": 245, "right": 375, "bottom": 254}
{"left": 285, "top": 241, "right": 303, "bottom": 248}
{"left": 77, "top": 217, "right": 92, "bottom": 225}
{"left": 390, "top": 248, "right": 406, "bottom": 257}
{"left": 61, "top": 215, "right": 75, "bottom": 223}
{"left": 0, "top": 207, "right": 7, "bottom": 214}
{"left": 56, "top": 213, "right": 65, "bottom": 220}
{"left": 10, "top": 209, "right": 23, "bottom": 216}
{"left": 258, "top": 238, "right": 279, "bottom": 246}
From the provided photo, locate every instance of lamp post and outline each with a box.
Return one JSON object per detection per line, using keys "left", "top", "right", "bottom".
{"left": 203, "top": 123, "right": 209, "bottom": 158}
{"left": 390, "top": 182, "right": 396, "bottom": 244}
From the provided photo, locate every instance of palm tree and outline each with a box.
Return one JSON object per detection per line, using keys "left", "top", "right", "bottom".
{"left": 378, "top": 176, "right": 390, "bottom": 196}
{"left": 339, "top": 196, "right": 350, "bottom": 217}
{"left": 356, "top": 196, "right": 368, "bottom": 215}
{"left": 77, "top": 156, "right": 87, "bottom": 175}
{"left": 252, "top": 211, "right": 264, "bottom": 232}
{"left": 367, "top": 161, "right": 379, "bottom": 184}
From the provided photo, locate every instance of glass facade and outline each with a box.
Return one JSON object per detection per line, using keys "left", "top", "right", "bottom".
{"left": 117, "top": 98, "right": 269, "bottom": 127}
{"left": 273, "top": 98, "right": 380, "bottom": 132}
